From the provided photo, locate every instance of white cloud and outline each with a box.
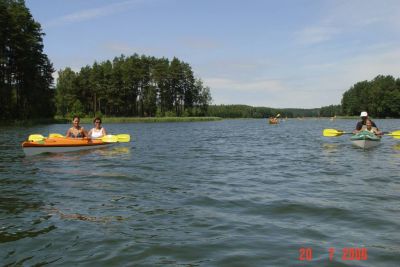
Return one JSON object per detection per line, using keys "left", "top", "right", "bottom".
{"left": 102, "top": 42, "right": 156, "bottom": 56}
{"left": 204, "top": 77, "right": 286, "bottom": 93}
{"left": 321, "top": 0, "right": 400, "bottom": 29}
{"left": 295, "top": 26, "right": 340, "bottom": 45}
{"left": 47, "top": 0, "right": 145, "bottom": 27}
{"left": 295, "top": 0, "right": 400, "bottom": 46}
{"left": 180, "top": 37, "right": 220, "bottom": 50}
{"left": 204, "top": 45, "right": 400, "bottom": 108}
{"left": 338, "top": 48, "right": 400, "bottom": 85}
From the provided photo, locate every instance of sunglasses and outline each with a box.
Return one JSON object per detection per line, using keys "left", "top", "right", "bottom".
{"left": 95, "top": 121, "right": 101, "bottom": 123}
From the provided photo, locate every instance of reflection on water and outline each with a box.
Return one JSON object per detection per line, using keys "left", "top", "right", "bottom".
{"left": 322, "top": 143, "right": 340, "bottom": 151}
{"left": 96, "top": 146, "right": 131, "bottom": 157}
{"left": 44, "top": 206, "right": 125, "bottom": 223}
{"left": 392, "top": 143, "right": 400, "bottom": 151}
{"left": 25, "top": 145, "right": 131, "bottom": 160}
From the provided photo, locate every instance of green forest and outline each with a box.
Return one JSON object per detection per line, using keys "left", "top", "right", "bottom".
{"left": 55, "top": 55, "right": 212, "bottom": 118}
{"left": 0, "top": 0, "right": 54, "bottom": 120}
{"left": 2, "top": 0, "right": 400, "bottom": 122}
{"left": 206, "top": 105, "right": 320, "bottom": 118}
{"left": 341, "top": 75, "right": 400, "bottom": 118}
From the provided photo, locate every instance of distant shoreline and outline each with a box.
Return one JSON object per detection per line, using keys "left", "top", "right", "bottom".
{"left": 2, "top": 116, "right": 398, "bottom": 126}
{"left": 0, "top": 117, "right": 223, "bottom": 126}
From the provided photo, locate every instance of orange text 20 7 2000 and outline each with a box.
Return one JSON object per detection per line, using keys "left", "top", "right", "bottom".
{"left": 299, "top": 247, "right": 368, "bottom": 261}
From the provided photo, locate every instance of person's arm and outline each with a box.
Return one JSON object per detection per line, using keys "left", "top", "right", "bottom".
{"left": 102, "top": 128, "right": 107, "bottom": 136}
{"left": 87, "top": 129, "right": 93, "bottom": 138}
{"left": 81, "top": 127, "right": 88, "bottom": 138}
{"left": 66, "top": 128, "right": 71, "bottom": 138}
{"left": 373, "top": 127, "right": 382, "bottom": 136}
{"left": 353, "top": 122, "right": 362, "bottom": 133}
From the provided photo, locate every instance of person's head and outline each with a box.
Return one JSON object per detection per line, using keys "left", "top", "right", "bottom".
{"left": 93, "top": 117, "right": 102, "bottom": 128}
{"left": 360, "top": 111, "right": 368, "bottom": 121}
{"left": 366, "top": 119, "right": 372, "bottom": 129}
{"left": 72, "top": 116, "right": 80, "bottom": 126}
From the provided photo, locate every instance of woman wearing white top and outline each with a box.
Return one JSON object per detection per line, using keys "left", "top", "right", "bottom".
{"left": 88, "top": 117, "right": 107, "bottom": 139}
{"left": 360, "top": 119, "right": 382, "bottom": 136}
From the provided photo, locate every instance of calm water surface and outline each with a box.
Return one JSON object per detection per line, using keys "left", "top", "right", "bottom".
{"left": 1, "top": 119, "right": 400, "bottom": 266}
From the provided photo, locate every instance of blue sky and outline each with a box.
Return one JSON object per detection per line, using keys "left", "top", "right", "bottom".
{"left": 26, "top": 0, "right": 400, "bottom": 108}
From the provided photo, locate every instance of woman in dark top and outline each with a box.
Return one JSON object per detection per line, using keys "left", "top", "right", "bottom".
{"left": 66, "top": 116, "right": 88, "bottom": 138}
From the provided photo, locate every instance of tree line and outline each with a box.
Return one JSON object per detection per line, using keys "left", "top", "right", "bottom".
{"left": 341, "top": 75, "right": 400, "bottom": 118}
{"left": 0, "top": 0, "right": 54, "bottom": 120}
{"left": 55, "top": 55, "right": 212, "bottom": 118}
{"left": 205, "top": 105, "right": 320, "bottom": 118}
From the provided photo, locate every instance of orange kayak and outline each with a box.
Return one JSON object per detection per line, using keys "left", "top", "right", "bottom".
{"left": 22, "top": 137, "right": 113, "bottom": 156}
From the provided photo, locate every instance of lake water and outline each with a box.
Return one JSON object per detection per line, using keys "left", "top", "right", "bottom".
{"left": 1, "top": 119, "right": 400, "bottom": 266}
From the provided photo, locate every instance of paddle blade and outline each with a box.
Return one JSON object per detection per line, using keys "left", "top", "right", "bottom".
{"left": 116, "top": 134, "right": 130, "bottom": 142}
{"left": 323, "top": 129, "right": 344, "bottom": 137}
{"left": 101, "top": 135, "right": 118, "bottom": 143}
{"left": 49, "top": 133, "right": 64, "bottom": 138}
{"left": 28, "top": 134, "right": 45, "bottom": 142}
{"left": 276, "top": 114, "right": 281, "bottom": 118}
{"left": 387, "top": 130, "right": 400, "bottom": 139}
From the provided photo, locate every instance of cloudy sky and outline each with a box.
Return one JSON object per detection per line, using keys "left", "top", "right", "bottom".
{"left": 26, "top": 0, "right": 400, "bottom": 108}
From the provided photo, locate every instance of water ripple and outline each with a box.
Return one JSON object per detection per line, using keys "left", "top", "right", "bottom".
{"left": 1, "top": 120, "right": 400, "bottom": 266}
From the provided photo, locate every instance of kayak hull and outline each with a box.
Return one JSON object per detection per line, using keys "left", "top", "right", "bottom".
{"left": 350, "top": 131, "right": 381, "bottom": 149}
{"left": 22, "top": 137, "right": 113, "bottom": 156}
{"left": 351, "top": 139, "right": 380, "bottom": 149}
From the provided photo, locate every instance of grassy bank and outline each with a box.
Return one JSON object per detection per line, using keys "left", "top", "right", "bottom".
{"left": 0, "top": 117, "right": 69, "bottom": 126}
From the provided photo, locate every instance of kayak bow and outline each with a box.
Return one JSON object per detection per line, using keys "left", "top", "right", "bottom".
{"left": 350, "top": 131, "right": 381, "bottom": 149}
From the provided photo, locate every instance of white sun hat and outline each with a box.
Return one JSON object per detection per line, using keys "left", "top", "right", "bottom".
{"left": 360, "top": 111, "right": 368, "bottom": 117}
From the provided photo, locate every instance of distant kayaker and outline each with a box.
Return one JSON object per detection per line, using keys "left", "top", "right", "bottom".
{"left": 88, "top": 117, "right": 107, "bottom": 139}
{"left": 361, "top": 119, "right": 382, "bottom": 136}
{"left": 66, "top": 116, "right": 88, "bottom": 138}
{"left": 268, "top": 113, "right": 280, "bottom": 124}
{"left": 353, "top": 111, "right": 378, "bottom": 134}
{"left": 269, "top": 117, "right": 278, "bottom": 124}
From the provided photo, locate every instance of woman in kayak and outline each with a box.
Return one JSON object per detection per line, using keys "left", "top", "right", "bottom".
{"left": 361, "top": 119, "right": 382, "bottom": 136}
{"left": 88, "top": 117, "right": 107, "bottom": 139}
{"left": 66, "top": 116, "right": 88, "bottom": 138}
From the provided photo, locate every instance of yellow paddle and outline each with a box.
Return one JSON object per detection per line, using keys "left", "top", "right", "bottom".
{"left": 49, "top": 133, "right": 64, "bottom": 138}
{"left": 385, "top": 130, "right": 400, "bottom": 139}
{"left": 48, "top": 133, "right": 130, "bottom": 142}
{"left": 101, "top": 134, "right": 131, "bottom": 143}
{"left": 28, "top": 134, "right": 45, "bottom": 141}
{"left": 322, "top": 129, "right": 353, "bottom": 137}
{"left": 101, "top": 135, "right": 118, "bottom": 142}
{"left": 324, "top": 128, "right": 400, "bottom": 138}
{"left": 116, "top": 134, "right": 130, "bottom": 142}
